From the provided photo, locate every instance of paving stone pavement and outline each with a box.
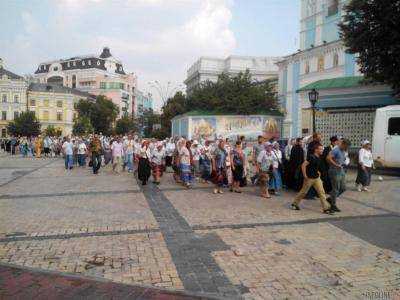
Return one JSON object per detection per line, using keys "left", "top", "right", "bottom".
{"left": 0, "top": 155, "right": 400, "bottom": 299}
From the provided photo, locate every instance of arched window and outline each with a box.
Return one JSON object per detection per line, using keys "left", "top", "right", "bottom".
{"left": 333, "top": 53, "right": 339, "bottom": 67}
{"left": 328, "top": 0, "right": 339, "bottom": 16}
{"left": 317, "top": 56, "right": 324, "bottom": 72}
{"left": 72, "top": 75, "right": 76, "bottom": 88}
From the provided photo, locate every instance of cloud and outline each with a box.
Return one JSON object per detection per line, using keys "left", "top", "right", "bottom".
{"left": 2, "top": 0, "right": 236, "bottom": 109}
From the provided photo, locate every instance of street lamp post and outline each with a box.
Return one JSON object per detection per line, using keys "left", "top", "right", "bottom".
{"left": 308, "top": 88, "right": 319, "bottom": 134}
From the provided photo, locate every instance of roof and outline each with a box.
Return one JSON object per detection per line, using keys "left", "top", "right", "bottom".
{"left": 297, "top": 76, "right": 364, "bottom": 92}
{"left": 0, "top": 67, "right": 23, "bottom": 80}
{"left": 28, "top": 83, "right": 96, "bottom": 100}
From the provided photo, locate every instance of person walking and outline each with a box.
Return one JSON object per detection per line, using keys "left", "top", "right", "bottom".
{"left": 179, "top": 140, "right": 193, "bottom": 188}
{"left": 291, "top": 143, "right": 333, "bottom": 214}
{"left": 230, "top": 141, "right": 245, "bottom": 193}
{"left": 151, "top": 142, "right": 165, "bottom": 184}
{"left": 138, "top": 140, "right": 151, "bottom": 185}
{"left": 321, "top": 136, "right": 339, "bottom": 193}
{"left": 288, "top": 138, "right": 305, "bottom": 191}
{"left": 111, "top": 137, "right": 124, "bottom": 173}
{"left": 77, "top": 138, "right": 87, "bottom": 167}
{"left": 89, "top": 135, "right": 102, "bottom": 174}
{"left": 62, "top": 137, "right": 74, "bottom": 170}
{"left": 212, "top": 139, "right": 227, "bottom": 194}
{"left": 251, "top": 135, "right": 264, "bottom": 185}
{"left": 35, "top": 135, "right": 42, "bottom": 158}
{"left": 257, "top": 143, "right": 274, "bottom": 199}
{"left": 123, "top": 135, "right": 135, "bottom": 173}
{"left": 356, "top": 140, "right": 374, "bottom": 192}
{"left": 200, "top": 140, "right": 212, "bottom": 183}
{"left": 270, "top": 142, "right": 283, "bottom": 195}
{"left": 327, "top": 139, "right": 350, "bottom": 212}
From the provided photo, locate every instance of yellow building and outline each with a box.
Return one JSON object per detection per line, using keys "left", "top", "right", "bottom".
{"left": 0, "top": 59, "right": 28, "bottom": 137}
{"left": 27, "top": 83, "right": 95, "bottom": 136}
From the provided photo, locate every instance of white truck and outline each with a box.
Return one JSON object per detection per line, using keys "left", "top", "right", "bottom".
{"left": 372, "top": 105, "right": 400, "bottom": 168}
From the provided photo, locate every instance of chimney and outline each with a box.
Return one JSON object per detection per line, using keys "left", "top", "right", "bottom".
{"left": 100, "top": 47, "right": 112, "bottom": 58}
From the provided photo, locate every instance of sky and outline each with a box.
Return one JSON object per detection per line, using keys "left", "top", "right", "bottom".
{"left": 0, "top": 0, "right": 300, "bottom": 109}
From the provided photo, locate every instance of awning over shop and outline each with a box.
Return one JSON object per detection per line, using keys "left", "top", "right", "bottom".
{"left": 297, "top": 76, "right": 364, "bottom": 92}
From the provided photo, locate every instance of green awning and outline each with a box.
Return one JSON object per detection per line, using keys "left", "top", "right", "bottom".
{"left": 297, "top": 76, "right": 364, "bottom": 92}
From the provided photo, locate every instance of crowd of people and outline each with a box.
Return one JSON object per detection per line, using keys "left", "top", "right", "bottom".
{"left": 1, "top": 132, "right": 375, "bottom": 215}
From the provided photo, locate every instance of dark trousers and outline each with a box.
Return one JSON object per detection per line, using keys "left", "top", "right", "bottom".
{"left": 92, "top": 153, "right": 101, "bottom": 174}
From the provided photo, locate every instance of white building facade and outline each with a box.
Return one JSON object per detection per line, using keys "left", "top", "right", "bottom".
{"left": 0, "top": 59, "right": 28, "bottom": 137}
{"left": 34, "top": 47, "right": 137, "bottom": 118}
{"left": 185, "top": 56, "right": 281, "bottom": 94}
{"left": 278, "top": 0, "right": 362, "bottom": 138}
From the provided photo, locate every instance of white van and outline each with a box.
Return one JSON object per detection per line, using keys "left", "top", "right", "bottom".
{"left": 372, "top": 105, "right": 400, "bottom": 168}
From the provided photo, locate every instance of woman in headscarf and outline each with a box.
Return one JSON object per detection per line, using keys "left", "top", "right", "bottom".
{"left": 257, "top": 142, "right": 274, "bottom": 198}
{"left": 200, "top": 140, "right": 212, "bottom": 183}
{"left": 138, "top": 140, "right": 151, "bottom": 185}
{"left": 270, "top": 142, "right": 283, "bottom": 195}
{"left": 230, "top": 140, "right": 245, "bottom": 193}
{"left": 212, "top": 139, "right": 227, "bottom": 194}
{"left": 151, "top": 142, "right": 166, "bottom": 185}
{"left": 179, "top": 139, "right": 193, "bottom": 188}
{"left": 288, "top": 138, "right": 305, "bottom": 191}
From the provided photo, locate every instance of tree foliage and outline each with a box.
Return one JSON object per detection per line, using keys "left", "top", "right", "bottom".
{"left": 75, "top": 95, "right": 119, "bottom": 135}
{"left": 44, "top": 125, "right": 62, "bottom": 137}
{"left": 340, "top": 0, "right": 400, "bottom": 94}
{"left": 72, "top": 116, "right": 94, "bottom": 136}
{"left": 7, "top": 111, "right": 41, "bottom": 137}
{"left": 115, "top": 116, "right": 137, "bottom": 135}
{"left": 159, "top": 70, "right": 279, "bottom": 136}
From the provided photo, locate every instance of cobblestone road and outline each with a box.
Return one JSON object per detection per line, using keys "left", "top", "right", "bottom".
{"left": 0, "top": 156, "right": 399, "bottom": 299}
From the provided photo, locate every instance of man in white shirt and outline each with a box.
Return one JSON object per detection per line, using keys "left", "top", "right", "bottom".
{"left": 62, "top": 137, "right": 74, "bottom": 170}
{"left": 356, "top": 140, "right": 374, "bottom": 192}
{"left": 77, "top": 138, "right": 87, "bottom": 167}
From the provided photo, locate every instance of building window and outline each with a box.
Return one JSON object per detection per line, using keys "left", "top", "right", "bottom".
{"left": 97, "top": 60, "right": 101, "bottom": 66}
{"left": 1, "top": 128, "right": 6, "bottom": 137}
{"left": 57, "top": 112, "right": 63, "bottom": 121}
{"left": 14, "top": 95, "right": 19, "bottom": 103}
{"left": 119, "top": 67, "right": 122, "bottom": 71}
{"left": 57, "top": 100, "right": 63, "bottom": 108}
{"left": 333, "top": 53, "right": 339, "bottom": 68}
{"left": 305, "top": 61, "right": 310, "bottom": 74}
{"left": 88, "top": 60, "right": 91, "bottom": 65}
{"left": 44, "top": 99, "right": 49, "bottom": 107}
{"left": 72, "top": 75, "right": 76, "bottom": 88}
{"left": 1, "top": 111, "right": 6, "bottom": 120}
{"left": 43, "top": 110, "right": 49, "bottom": 121}
{"left": 327, "top": 0, "right": 339, "bottom": 16}
{"left": 67, "top": 62, "right": 70, "bottom": 67}
{"left": 14, "top": 111, "right": 19, "bottom": 119}
{"left": 73, "top": 61, "right": 76, "bottom": 66}
{"left": 100, "top": 82, "right": 106, "bottom": 89}
{"left": 82, "top": 61, "right": 85, "bottom": 66}
{"left": 2, "top": 94, "right": 6, "bottom": 102}
{"left": 388, "top": 117, "right": 400, "bottom": 136}
{"left": 317, "top": 56, "right": 325, "bottom": 72}
{"left": 53, "top": 66, "right": 58, "bottom": 71}
{"left": 30, "top": 99, "right": 36, "bottom": 106}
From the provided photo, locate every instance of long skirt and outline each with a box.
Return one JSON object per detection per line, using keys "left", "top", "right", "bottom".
{"left": 212, "top": 167, "right": 226, "bottom": 187}
{"left": 152, "top": 164, "right": 164, "bottom": 179}
{"left": 200, "top": 158, "right": 212, "bottom": 181}
{"left": 232, "top": 165, "right": 244, "bottom": 182}
{"left": 180, "top": 163, "right": 193, "bottom": 184}
{"left": 356, "top": 166, "right": 372, "bottom": 187}
{"left": 138, "top": 158, "right": 151, "bottom": 183}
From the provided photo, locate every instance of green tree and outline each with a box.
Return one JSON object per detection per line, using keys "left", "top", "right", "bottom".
{"left": 44, "top": 125, "right": 56, "bottom": 137}
{"left": 72, "top": 116, "right": 94, "bottom": 136}
{"left": 115, "top": 116, "right": 137, "bottom": 135}
{"left": 140, "top": 109, "right": 161, "bottom": 138}
{"left": 75, "top": 95, "right": 119, "bottom": 135}
{"left": 7, "top": 111, "right": 41, "bottom": 137}
{"left": 340, "top": 0, "right": 400, "bottom": 94}
{"left": 160, "top": 91, "right": 187, "bottom": 135}
{"left": 186, "top": 70, "right": 278, "bottom": 114}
